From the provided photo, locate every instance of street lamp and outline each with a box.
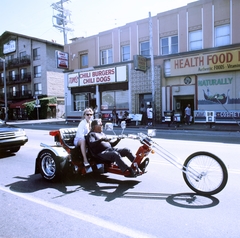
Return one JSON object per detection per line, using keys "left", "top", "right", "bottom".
{"left": 0, "top": 57, "right": 8, "bottom": 121}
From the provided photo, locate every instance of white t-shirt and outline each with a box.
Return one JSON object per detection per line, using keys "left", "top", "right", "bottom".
{"left": 185, "top": 107, "right": 191, "bottom": 116}
{"left": 147, "top": 107, "right": 153, "bottom": 119}
{"left": 74, "top": 119, "right": 90, "bottom": 146}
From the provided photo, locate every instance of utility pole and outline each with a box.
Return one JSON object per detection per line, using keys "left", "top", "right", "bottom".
{"left": 51, "top": 0, "right": 73, "bottom": 44}
{"left": 149, "top": 12, "right": 155, "bottom": 125}
{"left": 0, "top": 57, "right": 8, "bottom": 121}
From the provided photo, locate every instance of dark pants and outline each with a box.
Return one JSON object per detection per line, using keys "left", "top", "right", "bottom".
{"left": 185, "top": 115, "right": 190, "bottom": 124}
{"left": 98, "top": 148, "right": 135, "bottom": 172}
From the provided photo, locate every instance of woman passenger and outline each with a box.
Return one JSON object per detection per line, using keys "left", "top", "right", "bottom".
{"left": 74, "top": 108, "right": 93, "bottom": 169}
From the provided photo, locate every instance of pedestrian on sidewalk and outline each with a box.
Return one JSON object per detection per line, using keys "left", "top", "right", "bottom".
{"left": 184, "top": 104, "right": 192, "bottom": 125}
{"left": 94, "top": 105, "right": 99, "bottom": 119}
{"left": 147, "top": 104, "right": 153, "bottom": 126}
{"left": 140, "top": 103, "right": 146, "bottom": 125}
{"left": 112, "top": 106, "right": 118, "bottom": 126}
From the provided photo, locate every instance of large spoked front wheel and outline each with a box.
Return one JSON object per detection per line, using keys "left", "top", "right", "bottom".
{"left": 183, "top": 152, "right": 228, "bottom": 196}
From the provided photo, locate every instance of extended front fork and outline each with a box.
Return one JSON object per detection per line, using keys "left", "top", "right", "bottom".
{"left": 131, "top": 144, "right": 152, "bottom": 175}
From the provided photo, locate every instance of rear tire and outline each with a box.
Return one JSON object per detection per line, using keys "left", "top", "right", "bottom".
{"left": 183, "top": 151, "right": 228, "bottom": 196}
{"left": 38, "top": 150, "right": 60, "bottom": 181}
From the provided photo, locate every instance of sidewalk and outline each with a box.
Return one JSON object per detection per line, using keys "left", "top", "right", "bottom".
{"left": 7, "top": 118, "right": 240, "bottom": 132}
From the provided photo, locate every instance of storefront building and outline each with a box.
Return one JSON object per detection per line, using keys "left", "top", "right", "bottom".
{"left": 66, "top": 65, "right": 130, "bottom": 121}
{"left": 164, "top": 47, "right": 240, "bottom": 123}
{"left": 64, "top": 0, "right": 240, "bottom": 124}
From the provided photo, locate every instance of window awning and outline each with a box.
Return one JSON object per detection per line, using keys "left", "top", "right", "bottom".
{"left": 10, "top": 99, "right": 34, "bottom": 109}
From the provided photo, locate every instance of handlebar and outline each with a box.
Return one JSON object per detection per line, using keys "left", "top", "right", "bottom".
{"left": 105, "top": 133, "right": 154, "bottom": 149}
{"left": 122, "top": 133, "right": 154, "bottom": 146}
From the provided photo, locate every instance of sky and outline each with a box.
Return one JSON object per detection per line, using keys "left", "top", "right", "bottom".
{"left": 0, "top": 0, "right": 197, "bottom": 45}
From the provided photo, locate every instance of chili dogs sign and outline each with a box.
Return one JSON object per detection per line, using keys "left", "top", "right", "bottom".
{"left": 68, "top": 66, "right": 127, "bottom": 87}
{"left": 164, "top": 49, "right": 240, "bottom": 77}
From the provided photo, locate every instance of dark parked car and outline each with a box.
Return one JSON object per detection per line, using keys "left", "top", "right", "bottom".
{"left": 0, "top": 119, "right": 28, "bottom": 153}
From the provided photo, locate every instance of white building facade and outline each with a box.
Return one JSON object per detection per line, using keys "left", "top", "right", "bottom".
{"left": 64, "top": 0, "right": 240, "bottom": 124}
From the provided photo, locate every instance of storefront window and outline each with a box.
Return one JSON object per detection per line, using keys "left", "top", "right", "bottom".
{"left": 101, "top": 90, "right": 129, "bottom": 110}
{"left": 74, "top": 93, "right": 89, "bottom": 111}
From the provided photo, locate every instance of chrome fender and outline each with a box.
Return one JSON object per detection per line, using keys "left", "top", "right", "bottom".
{"left": 39, "top": 143, "right": 69, "bottom": 159}
{"left": 35, "top": 143, "right": 69, "bottom": 174}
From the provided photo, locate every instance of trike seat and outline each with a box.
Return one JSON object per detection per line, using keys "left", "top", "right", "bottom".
{"left": 59, "top": 128, "right": 77, "bottom": 150}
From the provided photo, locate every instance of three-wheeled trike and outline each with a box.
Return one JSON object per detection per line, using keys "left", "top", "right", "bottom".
{"left": 35, "top": 121, "right": 228, "bottom": 196}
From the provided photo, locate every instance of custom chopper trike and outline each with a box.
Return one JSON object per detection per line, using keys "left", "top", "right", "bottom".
{"left": 35, "top": 121, "right": 228, "bottom": 196}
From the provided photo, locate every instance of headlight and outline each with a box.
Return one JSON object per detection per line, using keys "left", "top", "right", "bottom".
{"left": 15, "top": 129, "right": 26, "bottom": 136}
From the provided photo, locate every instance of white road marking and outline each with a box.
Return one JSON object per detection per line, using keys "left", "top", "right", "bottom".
{"left": 0, "top": 186, "right": 156, "bottom": 238}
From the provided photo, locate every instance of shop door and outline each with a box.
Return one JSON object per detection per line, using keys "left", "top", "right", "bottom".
{"left": 174, "top": 97, "right": 194, "bottom": 122}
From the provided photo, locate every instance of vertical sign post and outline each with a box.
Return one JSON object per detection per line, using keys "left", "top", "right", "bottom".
{"left": 149, "top": 12, "right": 155, "bottom": 125}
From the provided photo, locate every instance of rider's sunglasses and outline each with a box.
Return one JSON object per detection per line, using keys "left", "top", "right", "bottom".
{"left": 85, "top": 113, "right": 93, "bottom": 116}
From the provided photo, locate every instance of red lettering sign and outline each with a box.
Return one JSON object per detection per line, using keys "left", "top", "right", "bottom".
{"left": 174, "top": 56, "right": 204, "bottom": 69}
{"left": 69, "top": 76, "right": 78, "bottom": 83}
{"left": 207, "top": 52, "right": 233, "bottom": 65}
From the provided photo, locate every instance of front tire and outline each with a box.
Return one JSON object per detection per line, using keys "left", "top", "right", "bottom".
{"left": 183, "top": 151, "right": 228, "bottom": 196}
{"left": 38, "top": 150, "right": 60, "bottom": 181}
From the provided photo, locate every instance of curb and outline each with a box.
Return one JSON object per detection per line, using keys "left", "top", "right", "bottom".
{"left": 7, "top": 119, "right": 240, "bottom": 132}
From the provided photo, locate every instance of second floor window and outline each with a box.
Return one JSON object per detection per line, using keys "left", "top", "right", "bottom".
{"left": 34, "top": 65, "right": 41, "bottom": 78}
{"left": 9, "top": 71, "right": 15, "bottom": 81}
{"left": 100, "top": 49, "right": 113, "bottom": 65}
{"left": 33, "top": 48, "right": 40, "bottom": 60}
{"left": 189, "top": 30, "right": 202, "bottom": 51}
{"left": 20, "top": 51, "right": 27, "bottom": 60}
{"left": 9, "top": 86, "right": 16, "bottom": 97}
{"left": 121, "top": 45, "right": 130, "bottom": 62}
{"left": 1, "top": 72, "right": 3, "bottom": 84}
{"left": 21, "top": 85, "right": 28, "bottom": 96}
{"left": 215, "top": 24, "right": 230, "bottom": 47}
{"left": 6, "top": 54, "right": 14, "bottom": 65}
{"left": 34, "top": 83, "right": 42, "bottom": 95}
{"left": 80, "top": 54, "right": 88, "bottom": 68}
{"left": 20, "top": 68, "right": 27, "bottom": 80}
{"left": 161, "top": 36, "right": 178, "bottom": 55}
{"left": 140, "top": 41, "right": 150, "bottom": 56}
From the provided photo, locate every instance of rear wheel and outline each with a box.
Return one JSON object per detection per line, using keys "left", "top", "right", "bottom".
{"left": 183, "top": 151, "right": 228, "bottom": 196}
{"left": 38, "top": 150, "right": 60, "bottom": 181}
